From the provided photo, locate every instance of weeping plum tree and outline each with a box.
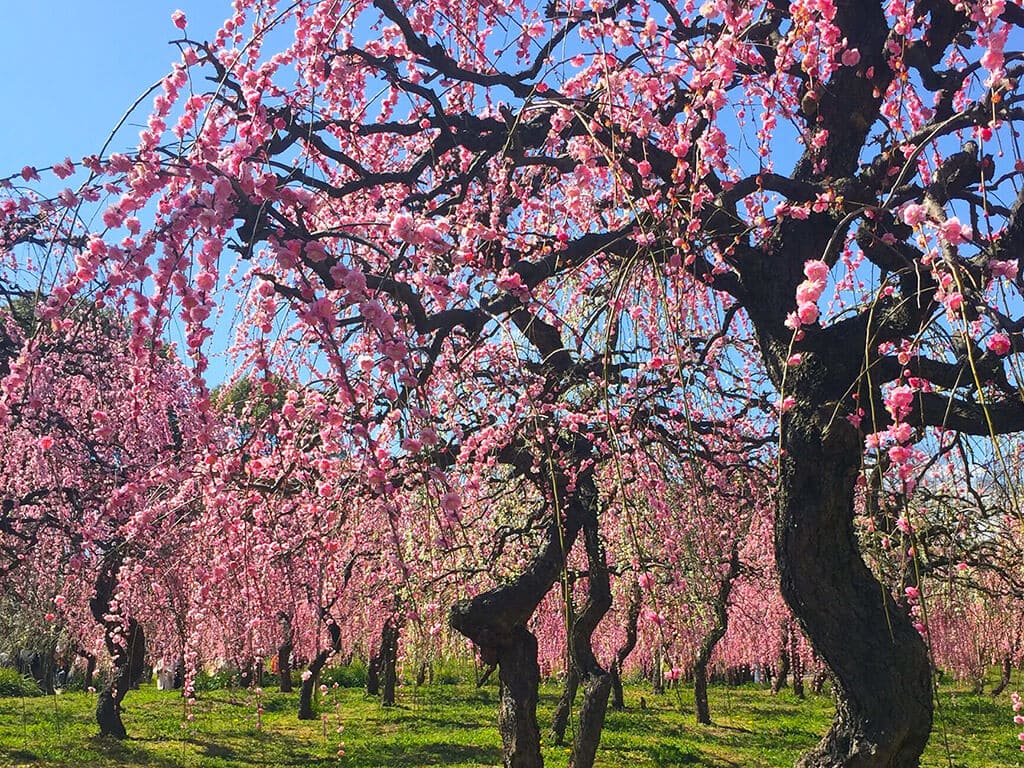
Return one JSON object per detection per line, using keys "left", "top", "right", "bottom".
{"left": 6, "top": 0, "right": 1024, "bottom": 765}
{"left": 0, "top": 307, "right": 203, "bottom": 738}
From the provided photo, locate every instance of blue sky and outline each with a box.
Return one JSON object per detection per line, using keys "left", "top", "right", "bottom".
{"left": 0, "top": 2, "right": 234, "bottom": 176}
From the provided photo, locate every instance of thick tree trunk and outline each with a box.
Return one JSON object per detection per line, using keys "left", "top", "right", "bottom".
{"left": 694, "top": 547, "right": 741, "bottom": 725}
{"left": 572, "top": 674, "right": 611, "bottom": 768}
{"left": 495, "top": 627, "right": 544, "bottom": 768}
{"left": 89, "top": 554, "right": 145, "bottom": 739}
{"left": 550, "top": 664, "right": 578, "bottom": 745}
{"left": 778, "top": 414, "right": 932, "bottom": 767}
{"left": 298, "top": 650, "right": 329, "bottom": 720}
{"left": 277, "top": 612, "right": 294, "bottom": 693}
{"left": 366, "top": 651, "right": 381, "bottom": 696}
{"left": 610, "top": 667, "right": 624, "bottom": 711}
{"left": 95, "top": 619, "right": 145, "bottom": 739}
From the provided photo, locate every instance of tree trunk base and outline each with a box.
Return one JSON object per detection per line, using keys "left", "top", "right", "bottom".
{"left": 497, "top": 628, "right": 543, "bottom": 768}
{"left": 570, "top": 673, "right": 611, "bottom": 768}
{"left": 96, "top": 688, "right": 127, "bottom": 739}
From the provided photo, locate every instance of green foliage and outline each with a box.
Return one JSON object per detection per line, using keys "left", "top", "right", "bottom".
{"left": 191, "top": 668, "right": 239, "bottom": 692}
{"left": 320, "top": 659, "right": 368, "bottom": 688}
{"left": 0, "top": 679, "right": 1017, "bottom": 767}
{"left": 0, "top": 668, "right": 42, "bottom": 697}
{"left": 210, "top": 375, "right": 287, "bottom": 426}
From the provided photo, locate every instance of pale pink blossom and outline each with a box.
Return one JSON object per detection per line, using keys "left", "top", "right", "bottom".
{"left": 797, "top": 302, "right": 820, "bottom": 325}
{"left": 804, "top": 260, "right": 830, "bottom": 283}
{"left": 901, "top": 203, "right": 928, "bottom": 226}
{"left": 938, "top": 217, "right": 971, "bottom": 245}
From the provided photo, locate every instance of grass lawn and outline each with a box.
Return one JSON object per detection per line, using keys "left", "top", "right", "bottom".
{"left": 0, "top": 676, "right": 1019, "bottom": 767}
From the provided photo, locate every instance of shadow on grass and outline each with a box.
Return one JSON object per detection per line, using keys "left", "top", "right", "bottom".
{"left": 3, "top": 748, "right": 40, "bottom": 764}
{"left": 193, "top": 739, "right": 237, "bottom": 759}
{"left": 647, "top": 743, "right": 738, "bottom": 768}
{"left": 347, "top": 741, "right": 502, "bottom": 767}
{"left": 88, "top": 734, "right": 190, "bottom": 767}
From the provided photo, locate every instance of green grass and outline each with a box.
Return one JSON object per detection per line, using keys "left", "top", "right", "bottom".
{"left": 0, "top": 677, "right": 1019, "bottom": 767}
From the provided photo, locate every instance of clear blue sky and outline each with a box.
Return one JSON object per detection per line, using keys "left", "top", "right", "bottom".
{"left": 0, "top": 2, "right": 234, "bottom": 175}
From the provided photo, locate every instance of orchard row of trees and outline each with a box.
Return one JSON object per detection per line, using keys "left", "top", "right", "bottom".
{"left": 3, "top": 0, "right": 1024, "bottom": 766}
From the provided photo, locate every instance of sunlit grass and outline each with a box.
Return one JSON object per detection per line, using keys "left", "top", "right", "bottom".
{"left": 0, "top": 672, "right": 1019, "bottom": 767}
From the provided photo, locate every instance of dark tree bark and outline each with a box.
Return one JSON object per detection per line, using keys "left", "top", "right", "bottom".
{"left": 495, "top": 626, "right": 544, "bottom": 768}
{"left": 567, "top": 490, "right": 613, "bottom": 768}
{"left": 277, "top": 612, "right": 294, "bottom": 692}
{"left": 366, "top": 650, "right": 381, "bottom": 696}
{"left": 550, "top": 664, "right": 579, "bottom": 746}
{"left": 610, "top": 579, "right": 642, "bottom": 711}
{"left": 694, "top": 546, "right": 741, "bottom": 725}
{"left": 811, "top": 671, "right": 827, "bottom": 700}
{"left": 991, "top": 655, "right": 1013, "bottom": 697}
{"left": 450, "top": 456, "right": 593, "bottom": 768}
{"left": 609, "top": 667, "right": 624, "bottom": 712}
{"left": 298, "top": 618, "right": 341, "bottom": 720}
{"left": 777, "top": 413, "right": 932, "bottom": 767}
{"left": 90, "top": 554, "right": 145, "bottom": 739}
{"left": 771, "top": 623, "right": 790, "bottom": 696}
{"left": 94, "top": 618, "right": 146, "bottom": 739}
{"left": 80, "top": 651, "right": 96, "bottom": 690}
{"left": 380, "top": 617, "right": 400, "bottom": 707}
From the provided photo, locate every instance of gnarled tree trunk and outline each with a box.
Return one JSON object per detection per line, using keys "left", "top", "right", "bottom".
{"left": 778, "top": 413, "right": 932, "bottom": 767}
{"left": 694, "top": 546, "right": 741, "bottom": 725}
{"left": 496, "top": 626, "right": 543, "bottom": 768}
{"left": 277, "top": 612, "right": 294, "bottom": 692}
{"left": 298, "top": 618, "right": 341, "bottom": 720}
{"left": 610, "top": 579, "right": 641, "bottom": 711}
{"left": 450, "top": 460, "right": 593, "bottom": 768}
{"left": 567, "top": 491, "right": 612, "bottom": 768}
{"left": 550, "top": 663, "right": 578, "bottom": 745}
{"left": 991, "top": 655, "right": 1013, "bottom": 697}
{"left": 90, "top": 554, "right": 146, "bottom": 739}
